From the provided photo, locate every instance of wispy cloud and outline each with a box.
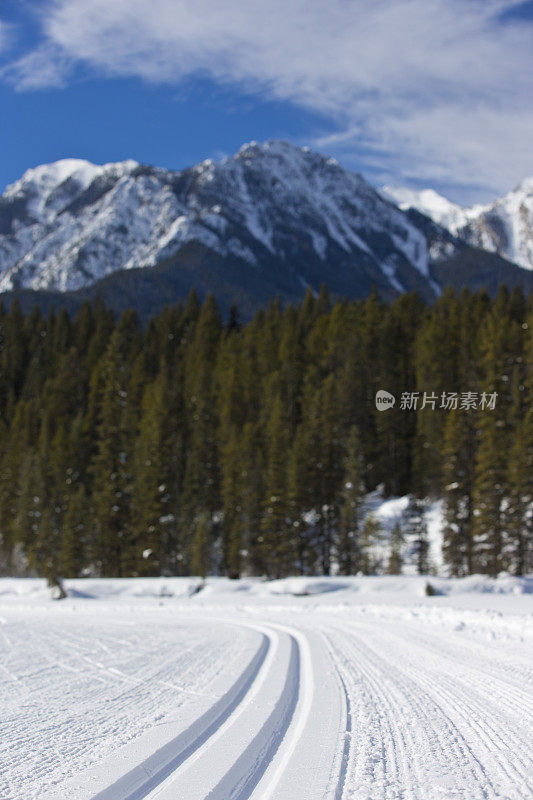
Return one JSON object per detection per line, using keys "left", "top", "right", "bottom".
{"left": 3, "top": 43, "right": 72, "bottom": 89}
{"left": 1, "top": 0, "right": 531, "bottom": 198}
{"left": 0, "top": 17, "right": 14, "bottom": 54}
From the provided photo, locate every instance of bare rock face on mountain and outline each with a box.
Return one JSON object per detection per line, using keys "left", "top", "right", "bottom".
{"left": 0, "top": 141, "right": 531, "bottom": 319}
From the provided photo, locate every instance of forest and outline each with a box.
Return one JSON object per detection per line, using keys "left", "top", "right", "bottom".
{"left": 0, "top": 285, "right": 531, "bottom": 580}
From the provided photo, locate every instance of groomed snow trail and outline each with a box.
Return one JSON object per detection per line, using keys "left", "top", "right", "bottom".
{"left": 1, "top": 578, "right": 531, "bottom": 800}
{"left": 319, "top": 613, "right": 532, "bottom": 800}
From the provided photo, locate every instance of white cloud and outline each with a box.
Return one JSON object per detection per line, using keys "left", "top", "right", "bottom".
{"left": 2, "top": 0, "right": 532, "bottom": 198}
{"left": 0, "top": 18, "right": 14, "bottom": 54}
{"left": 3, "top": 44, "right": 71, "bottom": 89}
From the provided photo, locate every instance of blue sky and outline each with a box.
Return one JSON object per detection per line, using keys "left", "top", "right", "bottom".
{"left": 0, "top": 0, "right": 532, "bottom": 204}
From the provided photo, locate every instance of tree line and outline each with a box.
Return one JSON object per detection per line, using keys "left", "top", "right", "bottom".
{"left": 0, "top": 285, "right": 531, "bottom": 580}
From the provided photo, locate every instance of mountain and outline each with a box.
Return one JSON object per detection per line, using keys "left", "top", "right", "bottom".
{"left": 384, "top": 178, "right": 533, "bottom": 272}
{"left": 0, "top": 141, "right": 531, "bottom": 320}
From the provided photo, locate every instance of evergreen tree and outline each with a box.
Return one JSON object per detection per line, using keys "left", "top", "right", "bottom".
{"left": 360, "top": 513, "right": 383, "bottom": 575}
{"left": 471, "top": 306, "right": 513, "bottom": 576}
{"left": 58, "top": 486, "right": 90, "bottom": 577}
{"left": 190, "top": 512, "right": 211, "bottom": 580}
{"left": 441, "top": 409, "right": 477, "bottom": 576}
{"left": 181, "top": 296, "right": 222, "bottom": 546}
{"left": 413, "top": 288, "right": 461, "bottom": 494}
{"left": 90, "top": 311, "right": 141, "bottom": 575}
{"left": 238, "top": 422, "right": 266, "bottom": 576}
{"left": 505, "top": 404, "right": 533, "bottom": 575}
{"left": 337, "top": 426, "right": 365, "bottom": 575}
{"left": 504, "top": 318, "right": 533, "bottom": 575}
{"left": 406, "top": 497, "right": 430, "bottom": 575}
{"left": 130, "top": 372, "right": 170, "bottom": 576}
{"left": 387, "top": 522, "right": 403, "bottom": 574}
{"left": 260, "top": 392, "right": 292, "bottom": 577}
{"left": 0, "top": 290, "right": 530, "bottom": 580}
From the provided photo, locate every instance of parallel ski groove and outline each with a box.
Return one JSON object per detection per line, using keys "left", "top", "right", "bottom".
{"left": 90, "top": 629, "right": 270, "bottom": 800}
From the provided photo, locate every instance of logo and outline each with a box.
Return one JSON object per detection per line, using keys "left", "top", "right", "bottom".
{"left": 375, "top": 390, "right": 396, "bottom": 410}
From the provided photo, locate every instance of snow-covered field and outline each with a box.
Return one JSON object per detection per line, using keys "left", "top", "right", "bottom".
{"left": 1, "top": 575, "right": 532, "bottom": 800}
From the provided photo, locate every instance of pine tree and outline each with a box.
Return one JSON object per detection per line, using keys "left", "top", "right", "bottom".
{"left": 505, "top": 404, "right": 533, "bottom": 575}
{"left": 90, "top": 311, "right": 141, "bottom": 576}
{"left": 505, "top": 317, "right": 533, "bottom": 575}
{"left": 441, "top": 409, "right": 477, "bottom": 576}
{"left": 406, "top": 497, "right": 430, "bottom": 575}
{"left": 181, "top": 296, "right": 222, "bottom": 546}
{"left": 238, "top": 422, "right": 266, "bottom": 576}
{"left": 287, "top": 421, "right": 317, "bottom": 573}
{"left": 413, "top": 288, "right": 461, "bottom": 494}
{"left": 190, "top": 512, "right": 211, "bottom": 580}
{"left": 260, "top": 392, "right": 292, "bottom": 577}
{"left": 219, "top": 430, "right": 244, "bottom": 578}
{"left": 375, "top": 294, "right": 423, "bottom": 495}
{"left": 337, "top": 426, "right": 365, "bottom": 575}
{"left": 59, "top": 486, "right": 90, "bottom": 577}
{"left": 387, "top": 522, "right": 403, "bottom": 574}
{"left": 471, "top": 306, "right": 513, "bottom": 576}
{"left": 360, "top": 513, "right": 383, "bottom": 575}
{"left": 130, "top": 372, "right": 169, "bottom": 576}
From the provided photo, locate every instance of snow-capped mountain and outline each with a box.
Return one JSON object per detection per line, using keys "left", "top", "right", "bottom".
{"left": 0, "top": 141, "right": 434, "bottom": 298}
{"left": 0, "top": 141, "right": 531, "bottom": 318}
{"left": 384, "top": 178, "right": 533, "bottom": 272}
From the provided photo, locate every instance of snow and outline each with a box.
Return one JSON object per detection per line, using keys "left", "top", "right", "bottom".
{"left": 0, "top": 141, "right": 441, "bottom": 294}
{"left": 1, "top": 575, "right": 531, "bottom": 800}
{"left": 382, "top": 186, "right": 468, "bottom": 230}
{"left": 380, "top": 257, "right": 406, "bottom": 293}
{"left": 385, "top": 178, "right": 533, "bottom": 271}
{"left": 1, "top": 143, "right": 530, "bottom": 300}
{"left": 359, "top": 490, "right": 447, "bottom": 575}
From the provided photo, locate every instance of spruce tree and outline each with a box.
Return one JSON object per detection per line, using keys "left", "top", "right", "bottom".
{"left": 59, "top": 486, "right": 90, "bottom": 577}
{"left": 130, "top": 372, "right": 169, "bottom": 576}
{"left": 360, "top": 513, "right": 383, "bottom": 575}
{"left": 90, "top": 311, "right": 141, "bottom": 576}
{"left": 441, "top": 409, "right": 477, "bottom": 576}
{"left": 471, "top": 307, "right": 512, "bottom": 576}
{"left": 406, "top": 497, "right": 430, "bottom": 575}
{"left": 337, "top": 426, "right": 365, "bottom": 575}
{"left": 181, "top": 296, "right": 222, "bottom": 547}
{"left": 504, "top": 319, "right": 533, "bottom": 575}
{"left": 190, "top": 512, "right": 211, "bottom": 580}
{"left": 387, "top": 522, "right": 404, "bottom": 574}
{"left": 260, "top": 392, "right": 292, "bottom": 577}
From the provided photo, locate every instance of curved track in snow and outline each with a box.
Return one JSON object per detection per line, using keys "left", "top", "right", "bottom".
{"left": 87, "top": 611, "right": 533, "bottom": 800}
{"left": 90, "top": 619, "right": 316, "bottom": 800}
{"left": 1, "top": 588, "right": 532, "bottom": 800}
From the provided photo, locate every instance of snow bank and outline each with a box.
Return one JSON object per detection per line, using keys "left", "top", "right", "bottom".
{"left": 1, "top": 573, "right": 531, "bottom": 606}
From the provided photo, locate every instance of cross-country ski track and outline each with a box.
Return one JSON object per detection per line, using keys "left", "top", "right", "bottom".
{"left": 1, "top": 576, "right": 532, "bottom": 800}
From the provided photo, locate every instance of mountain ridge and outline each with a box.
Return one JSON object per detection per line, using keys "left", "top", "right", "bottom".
{"left": 384, "top": 177, "right": 533, "bottom": 272}
{"left": 0, "top": 140, "right": 531, "bottom": 319}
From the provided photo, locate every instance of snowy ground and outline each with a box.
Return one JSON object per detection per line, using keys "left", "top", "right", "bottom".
{"left": 1, "top": 575, "right": 532, "bottom": 800}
